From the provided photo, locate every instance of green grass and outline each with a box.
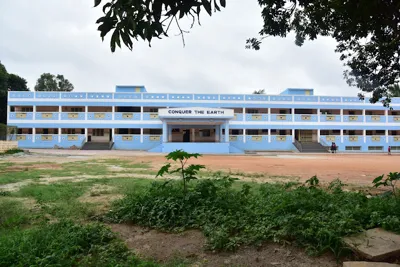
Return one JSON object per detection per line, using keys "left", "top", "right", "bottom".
{"left": 0, "top": 220, "right": 161, "bottom": 267}
{"left": 106, "top": 178, "right": 400, "bottom": 257}
{"left": 0, "top": 198, "right": 30, "bottom": 228}
{"left": 0, "top": 148, "right": 24, "bottom": 155}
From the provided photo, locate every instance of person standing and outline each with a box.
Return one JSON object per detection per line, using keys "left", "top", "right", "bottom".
{"left": 388, "top": 146, "right": 391, "bottom": 155}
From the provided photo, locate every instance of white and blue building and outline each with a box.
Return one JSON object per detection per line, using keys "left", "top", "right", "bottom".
{"left": 7, "top": 86, "right": 400, "bottom": 153}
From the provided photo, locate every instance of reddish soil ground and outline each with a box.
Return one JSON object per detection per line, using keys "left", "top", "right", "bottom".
{"left": 132, "top": 153, "right": 400, "bottom": 185}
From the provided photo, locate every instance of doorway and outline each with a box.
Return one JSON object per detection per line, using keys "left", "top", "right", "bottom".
{"left": 183, "top": 130, "right": 191, "bottom": 142}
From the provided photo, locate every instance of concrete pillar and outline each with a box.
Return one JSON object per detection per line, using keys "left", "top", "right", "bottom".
{"left": 162, "top": 121, "right": 167, "bottom": 143}
{"left": 219, "top": 124, "right": 223, "bottom": 143}
{"left": 33, "top": 105, "right": 36, "bottom": 113}
{"left": 268, "top": 129, "right": 271, "bottom": 143}
{"left": 242, "top": 108, "right": 246, "bottom": 121}
{"left": 317, "top": 108, "right": 320, "bottom": 122}
{"left": 317, "top": 129, "right": 320, "bottom": 142}
{"left": 340, "top": 109, "right": 343, "bottom": 122}
{"left": 32, "top": 128, "right": 36, "bottom": 143}
{"left": 224, "top": 123, "right": 229, "bottom": 143}
{"left": 140, "top": 128, "right": 143, "bottom": 143}
{"left": 85, "top": 128, "right": 88, "bottom": 142}
{"left": 112, "top": 106, "right": 115, "bottom": 120}
{"left": 340, "top": 129, "right": 344, "bottom": 143}
{"left": 85, "top": 106, "right": 88, "bottom": 120}
{"left": 191, "top": 128, "right": 195, "bottom": 142}
{"left": 168, "top": 126, "right": 172, "bottom": 142}
{"left": 292, "top": 108, "right": 295, "bottom": 122}
{"left": 363, "top": 129, "right": 366, "bottom": 143}
{"left": 140, "top": 106, "right": 144, "bottom": 120}
{"left": 243, "top": 128, "right": 246, "bottom": 143}
{"left": 363, "top": 109, "right": 366, "bottom": 123}
{"left": 58, "top": 128, "right": 61, "bottom": 143}
{"left": 385, "top": 109, "right": 389, "bottom": 123}
{"left": 386, "top": 129, "right": 389, "bottom": 143}
{"left": 111, "top": 128, "right": 115, "bottom": 142}
{"left": 292, "top": 129, "right": 295, "bottom": 141}
{"left": 268, "top": 108, "right": 271, "bottom": 122}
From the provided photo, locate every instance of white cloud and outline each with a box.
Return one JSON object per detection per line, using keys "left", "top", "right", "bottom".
{"left": 0, "top": 0, "right": 357, "bottom": 96}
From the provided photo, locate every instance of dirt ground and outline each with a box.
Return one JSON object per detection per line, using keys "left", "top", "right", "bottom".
{"left": 110, "top": 224, "right": 339, "bottom": 267}
{"left": 15, "top": 149, "right": 398, "bottom": 186}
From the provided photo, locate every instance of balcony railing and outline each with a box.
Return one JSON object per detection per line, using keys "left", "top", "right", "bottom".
{"left": 294, "top": 114, "right": 318, "bottom": 122}
{"left": 114, "top": 112, "right": 141, "bottom": 120}
{"left": 87, "top": 112, "right": 112, "bottom": 120}
{"left": 343, "top": 115, "right": 364, "bottom": 122}
{"left": 270, "top": 114, "right": 292, "bottom": 122}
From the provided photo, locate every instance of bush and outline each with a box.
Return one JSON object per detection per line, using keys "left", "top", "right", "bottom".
{"left": 0, "top": 220, "right": 158, "bottom": 267}
{"left": 106, "top": 178, "right": 400, "bottom": 256}
{"left": 0, "top": 148, "right": 24, "bottom": 155}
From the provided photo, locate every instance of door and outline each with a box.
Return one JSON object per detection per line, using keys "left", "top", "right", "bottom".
{"left": 183, "top": 130, "right": 191, "bottom": 143}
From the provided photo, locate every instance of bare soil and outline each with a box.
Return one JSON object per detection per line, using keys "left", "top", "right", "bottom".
{"left": 110, "top": 224, "right": 339, "bottom": 267}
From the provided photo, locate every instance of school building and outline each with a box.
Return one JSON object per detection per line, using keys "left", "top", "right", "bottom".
{"left": 6, "top": 86, "right": 400, "bottom": 153}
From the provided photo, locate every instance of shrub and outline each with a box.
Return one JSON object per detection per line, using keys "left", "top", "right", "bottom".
{"left": 106, "top": 178, "right": 400, "bottom": 257}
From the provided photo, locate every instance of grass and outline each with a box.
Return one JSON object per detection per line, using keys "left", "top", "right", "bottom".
{"left": 0, "top": 148, "right": 24, "bottom": 155}
{"left": 0, "top": 220, "right": 161, "bottom": 267}
{"left": 0, "top": 198, "right": 30, "bottom": 228}
{"left": 105, "top": 178, "right": 400, "bottom": 257}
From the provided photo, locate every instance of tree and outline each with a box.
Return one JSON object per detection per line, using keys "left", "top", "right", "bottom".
{"left": 0, "top": 62, "right": 8, "bottom": 93}
{"left": 253, "top": 89, "right": 265, "bottom": 95}
{"left": 34, "top": 73, "right": 74, "bottom": 92}
{"left": 8, "top": 74, "right": 29, "bottom": 92}
{"left": 388, "top": 84, "right": 400, "bottom": 98}
{"left": 94, "top": 0, "right": 399, "bottom": 106}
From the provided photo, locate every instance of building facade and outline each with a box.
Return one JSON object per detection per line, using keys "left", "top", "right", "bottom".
{"left": 7, "top": 86, "right": 400, "bottom": 154}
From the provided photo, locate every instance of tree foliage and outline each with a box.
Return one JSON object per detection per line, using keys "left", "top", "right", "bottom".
{"left": 94, "top": 0, "right": 400, "bottom": 105}
{"left": 388, "top": 84, "right": 400, "bottom": 98}
{"left": 8, "top": 74, "right": 29, "bottom": 92}
{"left": 34, "top": 73, "right": 74, "bottom": 92}
{"left": 94, "top": 0, "right": 226, "bottom": 52}
{"left": 245, "top": 0, "right": 400, "bottom": 106}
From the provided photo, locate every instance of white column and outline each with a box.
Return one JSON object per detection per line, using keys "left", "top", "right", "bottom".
{"left": 162, "top": 122, "right": 167, "bottom": 143}
{"left": 111, "top": 128, "right": 115, "bottom": 141}
{"left": 292, "top": 108, "right": 295, "bottom": 122}
{"left": 140, "top": 128, "right": 144, "bottom": 143}
{"left": 268, "top": 129, "right": 271, "bottom": 143}
{"left": 243, "top": 128, "right": 246, "bottom": 143}
{"left": 340, "top": 129, "right": 344, "bottom": 143}
{"left": 112, "top": 106, "right": 115, "bottom": 120}
{"left": 85, "top": 106, "right": 88, "bottom": 120}
{"left": 59, "top": 106, "right": 61, "bottom": 120}
{"left": 363, "top": 129, "right": 366, "bottom": 143}
{"left": 224, "top": 123, "right": 229, "bottom": 142}
{"left": 292, "top": 129, "right": 295, "bottom": 141}
{"left": 32, "top": 128, "right": 36, "bottom": 143}
{"left": 85, "top": 128, "right": 88, "bottom": 142}
{"left": 385, "top": 109, "right": 389, "bottom": 123}
{"left": 140, "top": 106, "right": 144, "bottom": 120}
{"left": 168, "top": 126, "right": 172, "bottom": 142}
{"left": 363, "top": 109, "right": 366, "bottom": 123}
{"left": 317, "top": 129, "right": 320, "bottom": 142}
{"left": 340, "top": 109, "right": 343, "bottom": 122}
{"left": 386, "top": 129, "right": 389, "bottom": 143}
{"left": 219, "top": 124, "right": 223, "bottom": 143}
{"left": 58, "top": 128, "right": 61, "bottom": 143}
{"left": 242, "top": 107, "right": 246, "bottom": 121}
{"left": 191, "top": 128, "right": 195, "bottom": 142}
{"left": 268, "top": 108, "right": 271, "bottom": 122}
{"left": 317, "top": 108, "right": 320, "bottom": 122}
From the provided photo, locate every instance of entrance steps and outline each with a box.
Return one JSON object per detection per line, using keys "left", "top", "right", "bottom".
{"left": 81, "top": 142, "right": 113, "bottom": 150}
{"left": 161, "top": 143, "right": 230, "bottom": 154}
{"left": 296, "top": 142, "right": 329, "bottom": 153}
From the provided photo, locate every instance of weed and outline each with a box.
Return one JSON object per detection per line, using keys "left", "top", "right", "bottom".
{"left": 0, "top": 220, "right": 160, "bottom": 266}
{"left": 0, "top": 199, "right": 30, "bottom": 228}
{"left": 106, "top": 177, "right": 400, "bottom": 257}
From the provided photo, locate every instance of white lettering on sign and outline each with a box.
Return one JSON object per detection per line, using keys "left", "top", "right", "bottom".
{"left": 159, "top": 107, "right": 234, "bottom": 119}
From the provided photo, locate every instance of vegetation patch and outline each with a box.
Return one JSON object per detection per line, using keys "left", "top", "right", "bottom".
{"left": 0, "top": 148, "right": 24, "bottom": 155}
{"left": 0, "top": 220, "right": 160, "bottom": 266}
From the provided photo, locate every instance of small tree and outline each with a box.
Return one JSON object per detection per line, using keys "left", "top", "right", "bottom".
{"left": 156, "top": 149, "right": 205, "bottom": 194}
{"left": 373, "top": 172, "right": 400, "bottom": 197}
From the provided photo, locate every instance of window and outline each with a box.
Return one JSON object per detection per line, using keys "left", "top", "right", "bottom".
{"left": 368, "top": 146, "right": 383, "bottom": 151}
{"left": 333, "top": 130, "right": 340, "bottom": 134}
{"left": 43, "top": 129, "right": 49, "bottom": 135}
{"left": 261, "top": 129, "right": 269, "bottom": 133}
{"left": 71, "top": 108, "right": 83, "bottom": 112}
{"left": 172, "top": 128, "right": 180, "bottom": 133}
{"left": 247, "top": 109, "right": 259, "bottom": 114}
{"left": 392, "top": 131, "right": 398, "bottom": 135}
{"left": 345, "top": 146, "right": 361, "bottom": 151}
{"left": 349, "top": 111, "right": 355, "bottom": 115}
{"left": 149, "top": 129, "right": 162, "bottom": 135}
{"left": 321, "top": 130, "right": 330, "bottom": 135}
{"left": 67, "top": 129, "right": 76, "bottom": 134}
{"left": 21, "top": 107, "right": 33, "bottom": 112}
{"left": 18, "top": 129, "right": 22, "bottom": 134}
{"left": 279, "top": 130, "right": 286, "bottom": 135}
{"left": 366, "top": 130, "right": 373, "bottom": 135}
{"left": 231, "top": 130, "right": 240, "bottom": 135}
{"left": 247, "top": 130, "right": 259, "bottom": 135}
{"left": 392, "top": 112, "right": 398, "bottom": 115}
{"left": 391, "top": 146, "right": 400, "bottom": 151}
{"left": 119, "top": 129, "right": 129, "bottom": 134}
{"left": 149, "top": 108, "right": 158, "bottom": 113}
{"left": 279, "top": 110, "right": 287, "bottom": 114}
{"left": 93, "top": 129, "right": 104, "bottom": 136}
{"left": 81, "top": 129, "right": 85, "bottom": 134}
{"left": 349, "top": 131, "right": 355, "bottom": 136}
{"left": 129, "top": 129, "right": 140, "bottom": 134}
{"left": 200, "top": 130, "right": 211, "bottom": 137}
{"left": 376, "top": 130, "right": 385, "bottom": 135}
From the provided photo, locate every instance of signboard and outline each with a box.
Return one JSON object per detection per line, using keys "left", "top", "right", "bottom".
{"left": 158, "top": 107, "right": 234, "bottom": 119}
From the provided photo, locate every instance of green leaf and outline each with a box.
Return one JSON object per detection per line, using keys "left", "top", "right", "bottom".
{"left": 156, "top": 163, "right": 171, "bottom": 177}
{"left": 94, "top": 0, "right": 101, "bottom": 7}
{"left": 372, "top": 175, "right": 384, "bottom": 184}
{"left": 202, "top": 0, "right": 212, "bottom": 16}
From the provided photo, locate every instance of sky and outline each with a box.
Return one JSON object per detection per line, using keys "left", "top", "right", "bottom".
{"left": 0, "top": 0, "right": 358, "bottom": 96}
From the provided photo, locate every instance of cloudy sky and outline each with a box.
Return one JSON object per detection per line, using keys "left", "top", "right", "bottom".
{"left": 0, "top": 0, "right": 357, "bottom": 96}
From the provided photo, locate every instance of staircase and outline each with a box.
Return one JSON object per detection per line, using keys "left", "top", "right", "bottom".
{"left": 81, "top": 142, "right": 113, "bottom": 150}
{"left": 295, "top": 141, "right": 329, "bottom": 153}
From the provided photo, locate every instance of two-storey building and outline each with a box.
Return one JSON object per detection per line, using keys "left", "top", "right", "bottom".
{"left": 7, "top": 86, "right": 400, "bottom": 153}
